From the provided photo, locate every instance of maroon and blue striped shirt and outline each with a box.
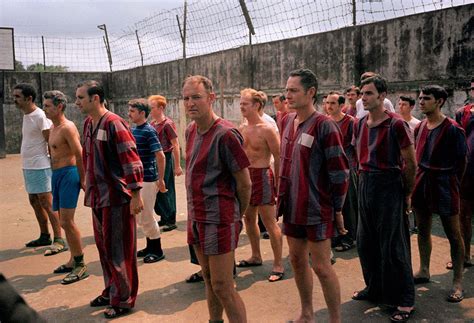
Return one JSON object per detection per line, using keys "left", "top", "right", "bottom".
{"left": 336, "top": 114, "right": 357, "bottom": 171}
{"left": 185, "top": 118, "right": 250, "bottom": 225}
{"left": 277, "top": 111, "right": 349, "bottom": 225}
{"left": 353, "top": 111, "right": 413, "bottom": 172}
{"left": 82, "top": 111, "right": 144, "bottom": 208}
{"left": 151, "top": 117, "right": 178, "bottom": 153}
{"left": 455, "top": 104, "right": 473, "bottom": 177}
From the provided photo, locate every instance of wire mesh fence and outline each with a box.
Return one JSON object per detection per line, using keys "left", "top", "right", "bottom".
{"left": 12, "top": 0, "right": 472, "bottom": 72}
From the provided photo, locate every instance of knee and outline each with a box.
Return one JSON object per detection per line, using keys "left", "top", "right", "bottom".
{"left": 38, "top": 195, "right": 52, "bottom": 210}
{"left": 60, "top": 218, "right": 74, "bottom": 231}
{"left": 210, "top": 279, "right": 232, "bottom": 299}
{"left": 289, "top": 253, "right": 307, "bottom": 270}
{"left": 28, "top": 195, "right": 39, "bottom": 207}
{"left": 312, "top": 262, "right": 332, "bottom": 280}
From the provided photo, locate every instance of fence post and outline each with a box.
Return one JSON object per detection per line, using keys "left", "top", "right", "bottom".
{"left": 176, "top": 0, "right": 187, "bottom": 76}
{"left": 41, "top": 36, "right": 46, "bottom": 71}
{"left": 352, "top": 0, "right": 356, "bottom": 25}
{"left": 135, "top": 30, "right": 144, "bottom": 67}
{"left": 239, "top": 0, "right": 256, "bottom": 88}
{"left": 97, "top": 24, "right": 113, "bottom": 72}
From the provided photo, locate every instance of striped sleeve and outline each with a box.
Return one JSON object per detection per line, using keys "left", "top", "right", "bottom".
{"left": 111, "top": 119, "right": 144, "bottom": 191}
{"left": 219, "top": 128, "right": 250, "bottom": 173}
{"left": 321, "top": 119, "right": 349, "bottom": 212}
{"left": 147, "top": 126, "right": 163, "bottom": 153}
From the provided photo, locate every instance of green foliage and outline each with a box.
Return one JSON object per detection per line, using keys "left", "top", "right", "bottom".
{"left": 14, "top": 60, "right": 69, "bottom": 72}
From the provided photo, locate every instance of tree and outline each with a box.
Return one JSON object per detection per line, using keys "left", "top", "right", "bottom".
{"left": 15, "top": 60, "right": 26, "bottom": 71}
{"left": 26, "top": 63, "right": 69, "bottom": 72}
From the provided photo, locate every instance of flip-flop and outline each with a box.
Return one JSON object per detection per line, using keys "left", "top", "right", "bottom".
{"left": 103, "top": 306, "right": 130, "bottom": 319}
{"left": 25, "top": 236, "right": 52, "bottom": 247}
{"left": 390, "top": 309, "right": 415, "bottom": 322}
{"left": 236, "top": 260, "right": 262, "bottom": 267}
{"left": 185, "top": 272, "right": 204, "bottom": 283}
{"left": 334, "top": 241, "right": 354, "bottom": 252}
{"left": 413, "top": 276, "right": 430, "bottom": 284}
{"left": 446, "top": 261, "right": 473, "bottom": 270}
{"left": 53, "top": 264, "right": 73, "bottom": 274}
{"left": 61, "top": 265, "right": 89, "bottom": 285}
{"left": 90, "top": 295, "right": 110, "bottom": 307}
{"left": 268, "top": 271, "right": 284, "bottom": 282}
{"left": 143, "top": 253, "right": 165, "bottom": 263}
{"left": 446, "top": 290, "right": 464, "bottom": 303}
{"left": 44, "top": 240, "right": 68, "bottom": 256}
{"left": 352, "top": 289, "right": 370, "bottom": 301}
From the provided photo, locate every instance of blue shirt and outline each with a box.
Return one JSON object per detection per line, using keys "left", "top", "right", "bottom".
{"left": 132, "top": 122, "right": 162, "bottom": 182}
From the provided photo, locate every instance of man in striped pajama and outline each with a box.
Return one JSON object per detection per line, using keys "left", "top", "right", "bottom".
{"left": 76, "top": 80, "right": 144, "bottom": 319}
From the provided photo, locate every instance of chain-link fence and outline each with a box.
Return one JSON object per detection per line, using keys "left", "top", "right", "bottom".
{"left": 13, "top": 0, "right": 472, "bottom": 72}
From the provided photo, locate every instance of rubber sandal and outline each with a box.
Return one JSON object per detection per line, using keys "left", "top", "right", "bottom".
{"left": 53, "top": 264, "right": 73, "bottom": 274}
{"left": 446, "top": 261, "right": 473, "bottom": 270}
{"left": 44, "top": 239, "right": 68, "bottom": 256}
{"left": 61, "top": 265, "right": 89, "bottom": 285}
{"left": 268, "top": 271, "right": 284, "bottom": 282}
{"left": 25, "top": 236, "right": 52, "bottom": 247}
{"left": 236, "top": 260, "right": 263, "bottom": 267}
{"left": 413, "top": 276, "right": 430, "bottom": 284}
{"left": 334, "top": 241, "right": 354, "bottom": 252}
{"left": 446, "top": 290, "right": 464, "bottom": 303}
{"left": 352, "top": 289, "right": 370, "bottom": 301}
{"left": 390, "top": 309, "right": 415, "bottom": 322}
{"left": 137, "top": 248, "right": 148, "bottom": 258}
{"left": 103, "top": 306, "right": 130, "bottom": 319}
{"left": 90, "top": 295, "right": 110, "bottom": 307}
{"left": 143, "top": 253, "right": 165, "bottom": 263}
{"left": 186, "top": 272, "right": 204, "bottom": 283}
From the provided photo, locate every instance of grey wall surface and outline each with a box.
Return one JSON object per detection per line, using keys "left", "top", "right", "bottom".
{"left": 1, "top": 4, "right": 472, "bottom": 154}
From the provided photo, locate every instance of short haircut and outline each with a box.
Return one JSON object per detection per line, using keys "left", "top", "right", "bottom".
{"left": 182, "top": 75, "right": 213, "bottom": 93}
{"left": 328, "top": 91, "right": 345, "bottom": 105}
{"left": 272, "top": 93, "right": 286, "bottom": 102}
{"left": 241, "top": 88, "right": 266, "bottom": 111}
{"left": 13, "top": 83, "right": 37, "bottom": 102}
{"left": 399, "top": 95, "right": 415, "bottom": 107}
{"left": 43, "top": 90, "right": 68, "bottom": 111}
{"left": 346, "top": 85, "right": 361, "bottom": 95}
{"left": 360, "top": 75, "right": 388, "bottom": 94}
{"left": 289, "top": 68, "right": 318, "bottom": 103}
{"left": 128, "top": 98, "right": 150, "bottom": 118}
{"left": 148, "top": 95, "right": 167, "bottom": 109}
{"left": 77, "top": 80, "right": 105, "bottom": 103}
{"left": 420, "top": 85, "right": 448, "bottom": 107}
{"left": 360, "top": 71, "right": 377, "bottom": 81}
{"left": 258, "top": 91, "right": 268, "bottom": 106}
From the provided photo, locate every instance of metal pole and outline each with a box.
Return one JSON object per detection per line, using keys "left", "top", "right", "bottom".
{"left": 176, "top": 0, "right": 187, "bottom": 76}
{"left": 239, "top": 0, "right": 255, "bottom": 88}
{"left": 135, "top": 30, "right": 144, "bottom": 67}
{"left": 41, "top": 36, "right": 46, "bottom": 71}
{"left": 98, "top": 24, "right": 113, "bottom": 72}
{"left": 352, "top": 0, "right": 356, "bottom": 26}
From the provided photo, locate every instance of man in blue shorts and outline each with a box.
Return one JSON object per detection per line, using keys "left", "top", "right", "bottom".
{"left": 13, "top": 84, "right": 64, "bottom": 253}
{"left": 43, "top": 90, "right": 89, "bottom": 284}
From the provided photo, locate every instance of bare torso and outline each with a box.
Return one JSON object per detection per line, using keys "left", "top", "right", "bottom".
{"left": 240, "top": 122, "right": 273, "bottom": 168}
{"left": 49, "top": 120, "right": 79, "bottom": 170}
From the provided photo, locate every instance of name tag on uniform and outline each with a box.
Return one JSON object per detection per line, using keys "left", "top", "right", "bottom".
{"left": 298, "top": 133, "right": 314, "bottom": 148}
{"left": 97, "top": 129, "right": 108, "bottom": 141}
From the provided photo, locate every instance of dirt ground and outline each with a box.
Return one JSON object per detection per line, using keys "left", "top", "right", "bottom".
{"left": 0, "top": 154, "right": 473, "bottom": 322}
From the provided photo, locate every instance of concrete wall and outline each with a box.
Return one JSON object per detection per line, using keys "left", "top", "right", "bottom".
{"left": 1, "top": 4, "right": 473, "bottom": 154}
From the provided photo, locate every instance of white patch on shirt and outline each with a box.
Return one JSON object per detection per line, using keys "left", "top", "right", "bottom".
{"left": 298, "top": 133, "right": 314, "bottom": 148}
{"left": 97, "top": 129, "right": 108, "bottom": 141}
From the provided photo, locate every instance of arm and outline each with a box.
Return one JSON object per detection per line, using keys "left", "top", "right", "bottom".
{"left": 65, "top": 125, "right": 86, "bottom": 190}
{"left": 170, "top": 137, "right": 183, "bottom": 176}
{"left": 400, "top": 144, "right": 417, "bottom": 209}
{"left": 232, "top": 168, "right": 251, "bottom": 217}
{"left": 155, "top": 150, "right": 167, "bottom": 193}
{"left": 42, "top": 129, "right": 50, "bottom": 142}
{"left": 265, "top": 126, "right": 281, "bottom": 188}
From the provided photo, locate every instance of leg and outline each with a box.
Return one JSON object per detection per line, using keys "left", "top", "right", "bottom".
{"left": 287, "top": 236, "right": 313, "bottom": 323}
{"left": 308, "top": 239, "right": 341, "bottom": 323}
{"left": 440, "top": 215, "right": 465, "bottom": 294}
{"left": 414, "top": 208, "right": 433, "bottom": 279}
{"left": 37, "top": 192, "right": 62, "bottom": 238}
{"left": 59, "top": 208, "right": 83, "bottom": 266}
{"left": 459, "top": 198, "right": 472, "bottom": 264}
{"left": 240, "top": 205, "right": 262, "bottom": 265}
{"left": 259, "top": 205, "right": 283, "bottom": 273}
{"left": 28, "top": 194, "right": 49, "bottom": 234}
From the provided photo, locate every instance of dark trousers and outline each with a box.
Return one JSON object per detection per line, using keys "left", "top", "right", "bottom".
{"left": 155, "top": 152, "right": 177, "bottom": 224}
{"left": 335, "top": 169, "right": 358, "bottom": 245}
{"left": 357, "top": 171, "right": 415, "bottom": 307}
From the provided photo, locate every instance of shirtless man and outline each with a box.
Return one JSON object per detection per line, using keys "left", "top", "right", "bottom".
{"left": 43, "top": 90, "right": 88, "bottom": 284}
{"left": 237, "top": 88, "right": 284, "bottom": 282}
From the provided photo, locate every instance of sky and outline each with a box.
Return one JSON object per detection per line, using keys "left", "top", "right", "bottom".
{"left": 0, "top": 0, "right": 179, "bottom": 36}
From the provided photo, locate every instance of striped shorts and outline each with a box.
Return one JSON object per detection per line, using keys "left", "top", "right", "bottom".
{"left": 187, "top": 220, "right": 242, "bottom": 255}
{"left": 249, "top": 167, "right": 276, "bottom": 206}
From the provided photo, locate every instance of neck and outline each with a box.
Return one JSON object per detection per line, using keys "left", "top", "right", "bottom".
{"left": 296, "top": 104, "right": 315, "bottom": 123}
{"left": 90, "top": 105, "right": 108, "bottom": 122}
{"left": 401, "top": 114, "right": 412, "bottom": 122}
{"left": 426, "top": 109, "right": 444, "bottom": 124}
{"left": 330, "top": 111, "right": 345, "bottom": 122}
{"left": 246, "top": 113, "right": 264, "bottom": 125}
{"left": 23, "top": 104, "right": 36, "bottom": 114}
{"left": 368, "top": 104, "right": 386, "bottom": 121}
{"left": 196, "top": 112, "right": 218, "bottom": 133}
{"left": 135, "top": 119, "right": 147, "bottom": 126}
{"left": 154, "top": 113, "right": 166, "bottom": 122}
{"left": 52, "top": 114, "right": 67, "bottom": 127}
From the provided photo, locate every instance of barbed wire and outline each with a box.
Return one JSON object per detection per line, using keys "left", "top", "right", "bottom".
{"left": 13, "top": 0, "right": 471, "bottom": 72}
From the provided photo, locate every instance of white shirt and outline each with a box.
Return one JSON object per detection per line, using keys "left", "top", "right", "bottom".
{"left": 355, "top": 98, "right": 395, "bottom": 119}
{"left": 406, "top": 116, "right": 421, "bottom": 132}
{"left": 21, "top": 107, "right": 52, "bottom": 169}
{"left": 262, "top": 113, "right": 279, "bottom": 133}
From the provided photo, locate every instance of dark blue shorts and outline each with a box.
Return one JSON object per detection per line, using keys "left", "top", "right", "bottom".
{"left": 52, "top": 166, "right": 80, "bottom": 211}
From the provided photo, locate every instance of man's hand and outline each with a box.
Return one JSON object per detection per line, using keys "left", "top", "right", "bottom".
{"left": 130, "top": 191, "right": 144, "bottom": 215}
{"left": 174, "top": 166, "right": 183, "bottom": 176}
{"left": 335, "top": 211, "right": 348, "bottom": 235}
{"left": 156, "top": 179, "right": 168, "bottom": 193}
{"left": 405, "top": 196, "right": 412, "bottom": 215}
